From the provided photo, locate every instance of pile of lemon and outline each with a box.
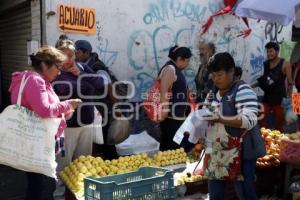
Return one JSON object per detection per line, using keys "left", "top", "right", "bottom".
{"left": 60, "top": 149, "right": 187, "bottom": 197}
{"left": 174, "top": 172, "right": 204, "bottom": 186}
{"left": 152, "top": 148, "right": 187, "bottom": 167}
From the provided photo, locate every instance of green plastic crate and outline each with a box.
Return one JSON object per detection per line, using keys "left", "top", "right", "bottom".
{"left": 84, "top": 166, "right": 176, "bottom": 200}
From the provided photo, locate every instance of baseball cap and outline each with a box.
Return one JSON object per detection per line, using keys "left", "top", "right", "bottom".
{"left": 75, "top": 40, "right": 92, "bottom": 52}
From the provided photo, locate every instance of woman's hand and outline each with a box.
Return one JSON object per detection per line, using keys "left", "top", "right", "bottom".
{"left": 287, "top": 85, "right": 293, "bottom": 97}
{"left": 65, "top": 99, "right": 82, "bottom": 118}
{"left": 205, "top": 114, "right": 220, "bottom": 126}
{"left": 68, "top": 66, "right": 81, "bottom": 76}
{"left": 68, "top": 99, "right": 82, "bottom": 110}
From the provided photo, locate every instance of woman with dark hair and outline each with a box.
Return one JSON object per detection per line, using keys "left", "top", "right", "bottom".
{"left": 8, "top": 46, "right": 81, "bottom": 200}
{"left": 203, "top": 52, "right": 265, "bottom": 199}
{"left": 158, "top": 45, "right": 192, "bottom": 150}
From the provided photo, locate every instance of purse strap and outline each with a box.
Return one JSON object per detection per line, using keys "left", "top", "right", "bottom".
{"left": 17, "top": 73, "right": 30, "bottom": 107}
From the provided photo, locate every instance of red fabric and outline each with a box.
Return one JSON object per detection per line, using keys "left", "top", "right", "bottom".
{"left": 221, "top": 137, "right": 243, "bottom": 181}
{"left": 202, "top": 137, "right": 243, "bottom": 181}
{"left": 188, "top": 94, "right": 197, "bottom": 111}
{"left": 201, "top": 0, "right": 251, "bottom": 38}
{"left": 259, "top": 103, "right": 284, "bottom": 132}
{"left": 224, "top": 0, "right": 237, "bottom": 7}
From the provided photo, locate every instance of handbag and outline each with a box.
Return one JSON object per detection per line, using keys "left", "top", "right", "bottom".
{"left": 143, "top": 80, "right": 165, "bottom": 122}
{"left": 93, "top": 108, "right": 104, "bottom": 144}
{"left": 203, "top": 129, "right": 248, "bottom": 181}
{"left": 0, "top": 74, "right": 60, "bottom": 178}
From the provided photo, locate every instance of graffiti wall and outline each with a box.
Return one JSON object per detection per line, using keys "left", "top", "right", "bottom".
{"left": 45, "top": 0, "right": 292, "bottom": 101}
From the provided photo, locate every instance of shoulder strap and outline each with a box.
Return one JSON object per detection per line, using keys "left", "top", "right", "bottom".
{"left": 223, "top": 81, "right": 247, "bottom": 137}
{"left": 157, "top": 62, "right": 170, "bottom": 79}
{"left": 17, "top": 73, "right": 30, "bottom": 106}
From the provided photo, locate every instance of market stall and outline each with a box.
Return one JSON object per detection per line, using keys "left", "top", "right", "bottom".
{"left": 60, "top": 127, "right": 300, "bottom": 200}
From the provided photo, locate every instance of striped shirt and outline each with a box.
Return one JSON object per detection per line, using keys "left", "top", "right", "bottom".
{"left": 209, "top": 83, "right": 258, "bottom": 130}
{"left": 234, "top": 83, "right": 258, "bottom": 130}
{"left": 203, "top": 82, "right": 258, "bottom": 154}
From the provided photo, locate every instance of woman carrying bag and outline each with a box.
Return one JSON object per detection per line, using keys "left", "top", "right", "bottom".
{"left": 202, "top": 52, "right": 265, "bottom": 199}
{"left": 158, "top": 45, "right": 192, "bottom": 151}
{"left": 8, "top": 46, "right": 81, "bottom": 200}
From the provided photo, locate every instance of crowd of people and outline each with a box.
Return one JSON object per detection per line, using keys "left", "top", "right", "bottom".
{"left": 5, "top": 35, "right": 297, "bottom": 199}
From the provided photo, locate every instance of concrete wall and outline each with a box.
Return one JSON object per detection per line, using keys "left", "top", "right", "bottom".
{"left": 44, "top": 0, "right": 293, "bottom": 101}
{"left": 31, "top": 0, "right": 41, "bottom": 43}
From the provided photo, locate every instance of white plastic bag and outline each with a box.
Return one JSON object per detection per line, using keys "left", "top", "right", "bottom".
{"left": 107, "top": 113, "right": 131, "bottom": 145}
{"left": 0, "top": 75, "right": 60, "bottom": 178}
{"left": 173, "top": 109, "right": 209, "bottom": 145}
{"left": 282, "top": 98, "right": 298, "bottom": 124}
{"left": 116, "top": 131, "right": 159, "bottom": 156}
{"left": 93, "top": 108, "right": 104, "bottom": 144}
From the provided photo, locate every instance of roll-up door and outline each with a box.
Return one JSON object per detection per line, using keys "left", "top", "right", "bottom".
{"left": 0, "top": 1, "right": 31, "bottom": 107}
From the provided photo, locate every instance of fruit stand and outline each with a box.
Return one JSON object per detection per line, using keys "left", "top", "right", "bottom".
{"left": 61, "top": 148, "right": 193, "bottom": 199}
{"left": 62, "top": 128, "right": 300, "bottom": 200}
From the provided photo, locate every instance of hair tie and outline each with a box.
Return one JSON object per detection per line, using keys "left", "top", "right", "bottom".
{"left": 172, "top": 46, "right": 181, "bottom": 53}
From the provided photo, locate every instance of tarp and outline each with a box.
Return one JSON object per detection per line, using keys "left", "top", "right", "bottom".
{"left": 235, "top": 0, "right": 299, "bottom": 26}
{"left": 279, "top": 41, "right": 297, "bottom": 62}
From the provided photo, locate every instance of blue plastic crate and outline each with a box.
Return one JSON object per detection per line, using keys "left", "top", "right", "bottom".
{"left": 84, "top": 166, "right": 176, "bottom": 200}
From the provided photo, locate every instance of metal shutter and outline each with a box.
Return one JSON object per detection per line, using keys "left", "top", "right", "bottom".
{"left": 0, "top": 1, "right": 31, "bottom": 100}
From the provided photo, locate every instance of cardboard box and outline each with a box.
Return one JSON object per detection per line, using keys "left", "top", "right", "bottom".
{"left": 293, "top": 192, "right": 300, "bottom": 200}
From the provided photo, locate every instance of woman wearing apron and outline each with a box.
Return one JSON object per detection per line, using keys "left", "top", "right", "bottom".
{"left": 203, "top": 52, "right": 266, "bottom": 200}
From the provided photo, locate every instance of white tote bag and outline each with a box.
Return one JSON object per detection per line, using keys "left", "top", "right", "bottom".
{"left": 0, "top": 74, "right": 61, "bottom": 178}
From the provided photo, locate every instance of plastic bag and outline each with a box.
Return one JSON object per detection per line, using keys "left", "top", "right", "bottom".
{"left": 107, "top": 113, "right": 131, "bottom": 145}
{"left": 282, "top": 98, "right": 298, "bottom": 124}
{"left": 116, "top": 131, "right": 159, "bottom": 156}
{"left": 173, "top": 109, "right": 209, "bottom": 145}
{"left": 93, "top": 108, "right": 104, "bottom": 144}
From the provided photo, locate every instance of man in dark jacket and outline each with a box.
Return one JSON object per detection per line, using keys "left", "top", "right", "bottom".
{"left": 75, "top": 40, "right": 119, "bottom": 160}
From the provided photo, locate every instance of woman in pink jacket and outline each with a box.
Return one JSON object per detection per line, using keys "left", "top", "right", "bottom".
{"left": 9, "top": 46, "right": 81, "bottom": 200}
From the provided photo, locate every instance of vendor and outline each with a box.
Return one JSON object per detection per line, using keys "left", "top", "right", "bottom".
{"left": 203, "top": 52, "right": 266, "bottom": 200}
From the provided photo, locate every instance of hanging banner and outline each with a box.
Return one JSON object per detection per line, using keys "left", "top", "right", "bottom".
{"left": 57, "top": 4, "right": 96, "bottom": 34}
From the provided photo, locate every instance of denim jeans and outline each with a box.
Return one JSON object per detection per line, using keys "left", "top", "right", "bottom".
{"left": 208, "top": 159, "right": 258, "bottom": 200}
